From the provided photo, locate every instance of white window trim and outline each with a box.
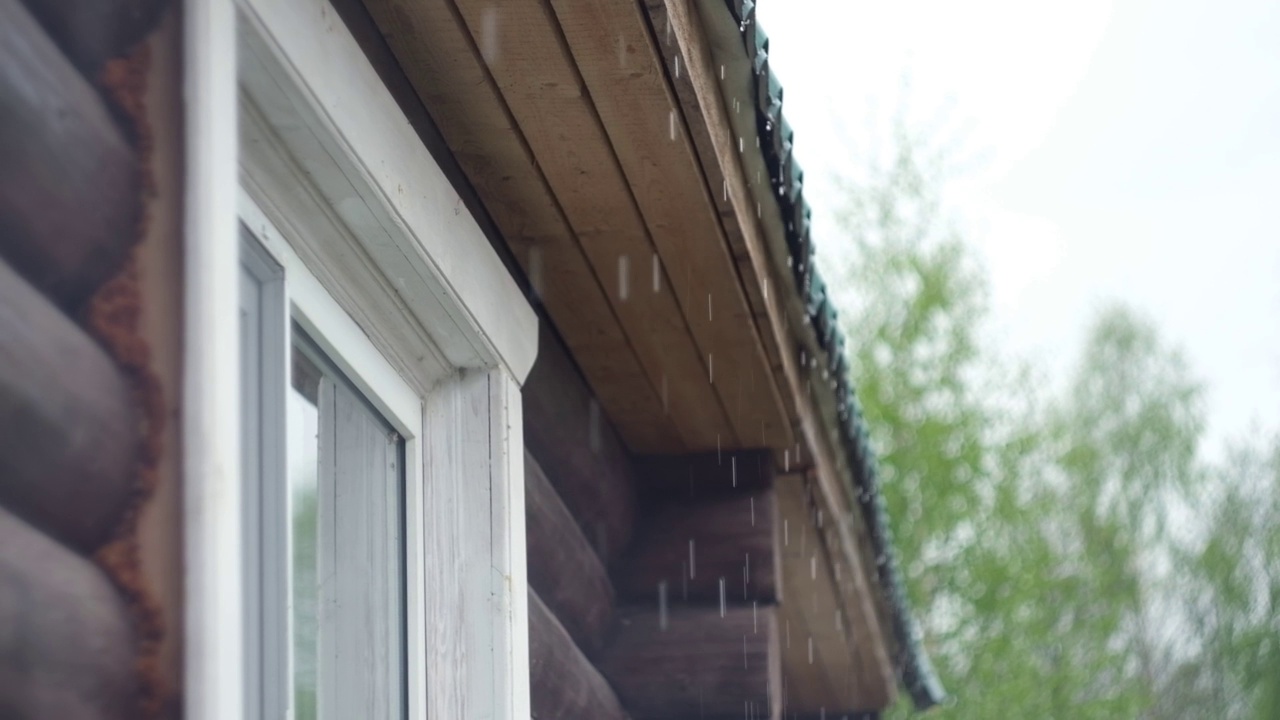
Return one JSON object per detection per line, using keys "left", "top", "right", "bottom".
{"left": 240, "top": 195, "right": 426, "bottom": 719}
{"left": 184, "top": 0, "right": 537, "bottom": 715}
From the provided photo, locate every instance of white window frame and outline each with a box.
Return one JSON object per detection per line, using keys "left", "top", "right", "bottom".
{"left": 183, "top": 0, "right": 537, "bottom": 716}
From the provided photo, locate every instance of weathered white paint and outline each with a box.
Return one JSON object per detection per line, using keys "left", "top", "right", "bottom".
{"left": 231, "top": 0, "right": 537, "bottom": 715}
{"left": 236, "top": 0, "right": 537, "bottom": 384}
{"left": 183, "top": 0, "right": 243, "bottom": 717}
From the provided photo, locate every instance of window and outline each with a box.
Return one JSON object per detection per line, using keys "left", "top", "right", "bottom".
{"left": 240, "top": 220, "right": 417, "bottom": 719}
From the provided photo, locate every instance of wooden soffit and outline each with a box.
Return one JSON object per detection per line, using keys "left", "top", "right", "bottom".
{"left": 358, "top": 0, "right": 793, "bottom": 454}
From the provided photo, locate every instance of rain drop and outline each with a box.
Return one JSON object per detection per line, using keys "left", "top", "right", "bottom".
{"left": 810, "top": 554, "right": 816, "bottom": 580}
{"left": 651, "top": 253, "right": 661, "bottom": 293}
{"left": 731, "top": 455, "right": 736, "bottom": 487}
{"left": 783, "top": 518, "right": 789, "bottom": 546}
{"left": 617, "top": 254, "right": 630, "bottom": 300}
{"left": 753, "top": 601, "right": 758, "bottom": 633}
{"left": 709, "top": 353, "right": 714, "bottom": 384}
{"left": 720, "top": 64, "right": 725, "bottom": 80}
{"left": 689, "top": 539, "right": 697, "bottom": 578}
{"left": 669, "top": 109, "right": 676, "bottom": 141}
{"left": 808, "top": 636, "right": 814, "bottom": 664}
{"left": 674, "top": 54, "right": 681, "bottom": 78}
{"left": 750, "top": 496, "right": 755, "bottom": 526}
{"left": 480, "top": 7, "right": 500, "bottom": 65}
{"left": 719, "top": 576, "right": 727, "bottom": 617}
{"left": 658, "top": 581, "right": 669, "bottom": 630}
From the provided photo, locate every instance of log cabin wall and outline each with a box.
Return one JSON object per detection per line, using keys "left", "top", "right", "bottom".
{"left": 0, "top": 0, "right": 182, "bottom": 716}
{"left": 523, "top": 320, "right": 788, "bottom": 719}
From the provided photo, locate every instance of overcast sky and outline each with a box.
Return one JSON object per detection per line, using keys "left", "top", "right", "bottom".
{"left": 757, "top": 0, "right": 1280, "bottom": 457}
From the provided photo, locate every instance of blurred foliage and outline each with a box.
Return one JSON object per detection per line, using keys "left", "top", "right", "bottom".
{"left": 832, "top": 121, "right": 1280, "bottom": 718}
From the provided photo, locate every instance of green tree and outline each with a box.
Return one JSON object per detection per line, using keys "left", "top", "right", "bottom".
{"left": 832, "top": 121, "right": 1230, "bottom": 719}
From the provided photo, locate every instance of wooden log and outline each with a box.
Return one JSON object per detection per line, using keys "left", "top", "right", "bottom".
{"left": 526, "top": 450, "right": 615, "bottom": 656}
{"left": 0, "top": 259, "right": 138, "bottom": 552}
{"left": 524, "top": 322, "right": 637, "bottom": 564}
{"left": 0, "top": 0, "right": 140, "bottom": 309}
{"left": 0, "top": 506, "right": 138, "bottom": 719}
{"left": 599, "top": 604, "right": 781, "bottom": 720}
{"left": 19, "top": 0, "right": 167, "bottom": 73}
{"left": 528, "top": 590, "right": 628, "bottom": 720}
{"left": 637, "top": 449, "right": 775, "bottom": 503}
{"left": 616, "top": 487, "right": 780, "bottom": 604}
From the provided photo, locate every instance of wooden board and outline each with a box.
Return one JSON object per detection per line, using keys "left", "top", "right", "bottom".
{"left": 599, "top": 604, "right": 781, "bottom": 719}
{"left": 0, "top": 506, "right": 139, "bottom": 719}
{"left": 0, "top": 258, "right": 138, "bottom": 552}
{"left": 654, "top": 0, "right": 900, "bottom": 705}
{"left": 361, "top": 0, "right": 682, "bottom": 452}
{"left": 525, "top": 450, "right": 615, "bottom": 656}
{"left": 776, "top": 474, "right": 886, "bottom": 713}
{"left": 523, "top": 322, "right": 638, "bottom": 564}
{"left": 452, "top": 0, "right": 736, "bottom": 452}
{"left": 0, "top": 0, "right": 139, "bottom": 310}
{"left": 528, "top": 590, "right": 628, "bottom": 720}
{"left": 616, "top": 487, "right": 780, "bottom": 605}
{"left": 637, "top": 448, "right": 775, "bottom": 502}
{"left": 544, "top": 0, "right": 793, "bottom": 452}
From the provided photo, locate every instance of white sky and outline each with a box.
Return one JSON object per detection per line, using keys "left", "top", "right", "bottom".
{"left": 757, "top": 0, "right": 1280, "bottom": 457}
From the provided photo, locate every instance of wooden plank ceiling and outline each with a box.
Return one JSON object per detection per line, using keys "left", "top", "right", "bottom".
{"left": 361, "top": 0, "right": 792, "bottom": 453}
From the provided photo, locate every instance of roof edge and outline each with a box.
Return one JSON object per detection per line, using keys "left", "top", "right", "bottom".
{"left": 714, "top": 0, "right": 947, "bottom": 709}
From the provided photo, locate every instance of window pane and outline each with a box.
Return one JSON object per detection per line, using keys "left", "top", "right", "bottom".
{"left": 289, "top": 334, "right": 406, "bottom": 720}
{"left": 288, "top": 348, "right": 321, "bottom": 720}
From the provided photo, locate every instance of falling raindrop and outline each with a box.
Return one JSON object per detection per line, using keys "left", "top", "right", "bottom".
{"left": 783, "top": 518, "right": 789, "bottom": 546}
{"left": 784, "top": 449, "right": 790, "bottom": 472}
{"left": 709, "top": 353, "right": 714, "bottom": 384}
{"left": 738, "top": 136, "right": 744, "bottom": 153}
{"left": 689, "top": 539, "right": 696, "bottom": 578}
{"left": 719, "top": 577, "right": 727, "bottom": 617}
{"left": 753, "top": 601, "right": 758, "bottom": 633}
{"left": 658, "top": 581, "right": 669, "bottom": 630}
{"left": 731, "top": 455, "right": 736, "bottom": 486}
{"left": 480, "top": 7, "right": 500, "bottom": 65}
{"left": 674, "top": 54, "right": 681, "bottom": 78}
{"left": 669, "top": 109, "right": 676, "bottom": 141}
{"left": 723, "top": 179, "right": 728, "bottom": 202}
{"left": 617, "top": 254, "right": 630, "bottom": 300}
{"left": 720, "top": 64, "right": 725, "bottom": 80}
{"left": 817, "top": 509, "right": 823, "bottom": 528}
{"left": 810, "top": 554, "right": 816, "bottom": 580}
{"left": 651, "top": 253, "right": 660, "bottom": 293}
{"left": 749, "top": 496, "right": 755, "bottom": 526}
{"left": 808, "top": 636, "right": 814, "bottom": 664}
{"left": 762, "top": 277, "right": 768, "bottom": 302}
{"left": 786, "top": 618, "right": 791, "bottom": 648}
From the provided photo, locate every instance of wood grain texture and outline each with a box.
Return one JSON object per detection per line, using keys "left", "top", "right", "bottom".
{"left": 523, "top": 322, "right": 637, "bottom": 564}
{"left": 0, "top": 259, "right": 137, "bottom": 552}
{"left": 528, "top": 590, "right": 628, "bottom": 720}
{"left": 545, "top": 0, "right": 792, "bottom": 452}
{"left": 525, "top": 450, "right": 615, "bottom": 656}
{"left": 617, "top": 487, "right": 780, "bottom": 605}
{"left": 0, "top": 0, "right": 139, "bottom": 309}
{"left": 361, "top": 0, "right": 681, "bottom": 452}
{"left": 637, "top": 449, "right": 775, "bottom": 502}
{"left": 452, "top": 0, "right": 736, "bottom": 452}
{"left": 655, "top": 0, "right": 899, "bottom": 703}
{"left": 19, "top": 0, "right": 167, "bottom": 72}
{"left": 599, "top": 604, "right": 781, "bottom": 720}
{"left": 641, "top": 0, "right": 791, "bottom": 432}
{"left": 776, "top": 474, "right": 885, "bottom": 713}
{"left": 0, "top": 506, "right": 138, "bottom": 719}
